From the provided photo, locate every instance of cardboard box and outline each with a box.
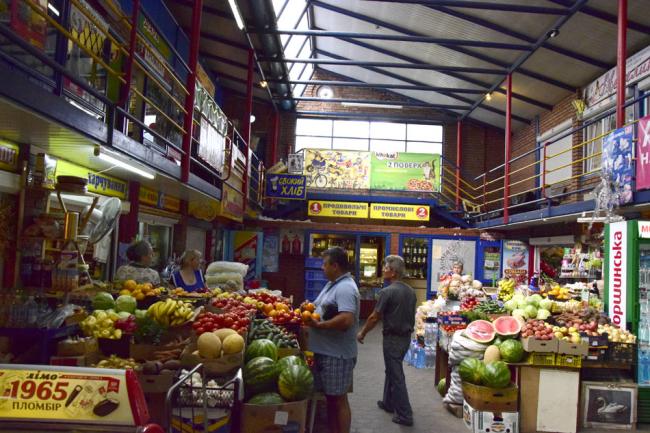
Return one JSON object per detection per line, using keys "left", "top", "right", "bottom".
{"left": 171, "top": 407, "right": 231, "bottom": 433}
{"left": 180, "top": 342, "right": 243, "bottom": 376}
{"left": 520, "top": 337, "right": 558, "bottom": 353}
{"left": 463, "top": 400, "right": 518, "bottom": 433}
{"left": 462, "top": 382, "right": 518, "bottom": 412}
{"left": 240, "top": 400, "right": 308, "bottom": 433}
{"left": 277, "top": 347, "right": 301, "bottom": 359}
{"left": 557, "top": 339, "right": 589, "bottom": 356}
{"left": 130, "top": 343, "right": 159, "bottom": 361}
{"left": 137, "top": 372, "right": 175, "bottom": 393}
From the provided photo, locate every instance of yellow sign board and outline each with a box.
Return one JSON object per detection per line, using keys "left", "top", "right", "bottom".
{"left": 218, "top": 184, "right": 244, "bottom": 222}
{"left": 55, "top": 160, "right": 127, "bottom": 200}
{"left": 0, "top": 367, "right": 135, "bottom": 425}
{"left": 0, "top": 140, "right": 20, "bottom": 172}
{"left": 308, "top": 200, "right": 368, "bottom": 218}
{"left": 139, "top": 186, "right": 181, "bottom": 213}
{"left": 370, "top": 203, "right": 430, "bottom": 221}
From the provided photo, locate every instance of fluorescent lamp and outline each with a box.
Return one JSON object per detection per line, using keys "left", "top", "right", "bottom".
{"left": 47, "top": 3, "right": 60, "bottom": 16}
{"left": 97, "top": 152, "right": 155, "bottom": 179}
{"left": 341, "top": 102, "right": 403, "bottom": 109}
{"left": 228, "top": 0, "right": 245, "bottom": 30}
{"left": 577, "top": 216, "right": 624, "bottom": 223}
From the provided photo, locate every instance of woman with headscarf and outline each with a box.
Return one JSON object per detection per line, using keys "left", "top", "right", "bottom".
{"left": 171, "top": 249, "right": 206, "bottom": 292}
{"left": 115, "top": 240, "right": 161, "bottom": 285}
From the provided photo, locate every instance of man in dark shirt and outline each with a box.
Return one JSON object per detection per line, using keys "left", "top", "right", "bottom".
{"left": 357, "top": 255, "right": 417, "bottom": 427}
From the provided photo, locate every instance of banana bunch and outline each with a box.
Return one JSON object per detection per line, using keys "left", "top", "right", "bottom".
{"left": 147, "top": 298, "right": 194, "bottom": 327}
{"left": 497, "top": 278, "right": 515, "bottom": 301}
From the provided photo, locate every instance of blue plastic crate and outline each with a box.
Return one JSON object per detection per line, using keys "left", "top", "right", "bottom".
{"left": 305, "top": 270, "right": 325, "bottom": 280}
{"left": 305, "top": 289, "right": 322, "bottom": 301}
{"left": 306, "top": 279, "right": 328, "bottom": 291}
{"left": 305, "top": 257, "right": 324, "bottom": 268}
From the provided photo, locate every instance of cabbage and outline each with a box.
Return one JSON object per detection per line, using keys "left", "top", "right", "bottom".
{"left": 539, "top": 299, "right": 553, "bottom": 311}
{"left": 135, "top": 309, "right": 147, "bottom": 320}
{"left": 117, "top": 311, "right": 132, "bottom": 320}
{"left": 529, "top": 294, "right": 543, "bottom": 306}
{"left": 92, "top": 292, "right": 115, "bottom": 311}
{"left": 512, "top": 309, "right": 526, "bottom": 320}
{"left": 524, "top": 305, "right": 538, "bottom": 319}
{"left": 115, "top": 295, "right": 137, "bottom": 314}
{"left": 504, "top": 299, "right": 518, "bottom": 312}
{"left": 517, "top": 299, "right": 528, "bottom": 309}
{"left": 536, "top": 309, "right": 551, "bottom": 320}
{"left": 512, "top": 293, "right": 525, "bottom": 303}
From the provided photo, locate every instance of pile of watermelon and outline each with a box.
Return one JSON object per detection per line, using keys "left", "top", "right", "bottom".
{"left": 243, "top": 338, "right": 314, "bottom": 404}
{"left": 459, "top": 358, "right": 512, "bottom": 389}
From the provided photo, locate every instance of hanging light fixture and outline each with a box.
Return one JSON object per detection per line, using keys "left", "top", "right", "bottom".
{"left": 485, "top": 92, "right": 493, "bottom": 102}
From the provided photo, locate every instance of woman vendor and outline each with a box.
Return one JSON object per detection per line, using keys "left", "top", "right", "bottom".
{"left": 115, "top": 240, "right": 161, "bottom": 285}
{"left": 171, "top": 250, "right": 206, "bottom": 292}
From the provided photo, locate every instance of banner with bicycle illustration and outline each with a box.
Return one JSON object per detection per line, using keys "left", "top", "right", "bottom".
{"left": 370, "top": 152, "right": 441, "bottom": 192}
{"left": 303, "top": 149, "right": 371, "bottom": 189}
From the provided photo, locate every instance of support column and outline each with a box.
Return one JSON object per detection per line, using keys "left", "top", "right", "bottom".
{"left": 241, "top": 49, "right": 255, "bottom": 213}
{"left": 180, "top": 0, "right": 203, "bottom": 183}
{"left": 503, "top": 74, "right": 512, "bottom": 225}
{"left": 616, "top": 0, "right": 627, "bottom": 129}
{"left": 269, "top": 111, "right": 280, "bottom": 167}
{"left": 119, "top": 181, "right": 140, "bottom": 243}
{"left": 117, "top": 0, "right": 140, "bottom": 132}
{"left": 53, "top": 0, "right": 72, "bottom": 96}
{"left": 455, "top": 120, "right": 462, "bottom": 211}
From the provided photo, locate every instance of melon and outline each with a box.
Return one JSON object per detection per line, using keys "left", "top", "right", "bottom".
{"left": 458, "top": 358, "right": 486, "bottom": 385}
{"left": 484, "top": 345, "right": 501, "bottom": 364}
{"left": 245, "top": 339, "right": 278, "bottom": 362}
{"left": 214, "top": 328, "right": 238, "bottom": 341}
{"left": 278, "top": 365, "right": 314, "bottom": 401}
{"left": 493, "top": 316, "right": 522, "bottom": 337}
{"left": 197, "top": 333, "right": 222, "bottom": 359}
{"left": 465, "top": 320, "right": 496, "bottom": 343}
{"left": 222, "top": 333, "right": 245, "bottom": 354}
{"left": 482, "top": 361, "right": 511, "bottom": 388}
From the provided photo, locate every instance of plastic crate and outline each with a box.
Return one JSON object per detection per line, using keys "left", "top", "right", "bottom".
{"left": 606, "top": 342, "right": 636, "bottom": 363}
{"left": 305, "top": 257, "right": 324, "bottom": 268}
{"left": 525, "top": 352, "right": 556, "bottom": 366}
{"left": 305, "top": 270, "right": 325, "bottom": 280}
{"left": 305, "top": 289, "right": 321, "bottom": 301}
{"left": 305, "top": 279, "right": 328, "bottom": 291}
{"left": 556, "top": 354, "right": 582, "bottom": 368}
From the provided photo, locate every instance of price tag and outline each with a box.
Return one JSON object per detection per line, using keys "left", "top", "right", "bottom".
{"left": 274, "top": 410, "right": 289, "bottom": 425}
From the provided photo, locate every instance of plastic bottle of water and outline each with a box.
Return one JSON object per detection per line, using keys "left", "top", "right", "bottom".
{"left": 403, "top": 344, "right": 412, "bottom": 365}
{"left": 406, "top": 339, "right": 417, "bottom": 366}
{"left": 424, "top": 346, "right": 436, "bottom": 368}
{"left": 415, "top": 346, "right": 426, "bottom": 369}
{"left": 424, "top": 318, "right": 437, "bottom": 347}
{"left": 640, "top": 345, "right": 650, "bottom": 385}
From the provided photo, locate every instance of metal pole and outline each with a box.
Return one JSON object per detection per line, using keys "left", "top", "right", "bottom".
{"left": 241, "top": 49, "right": 255, "bottom": 213}
{"left": 455, "top": 120, "right": 462, "bottom": 211}
{"left": 541, "top": 141, "right": 547, "bottom": 201}
{"left": 181, "top": 0, "right": 203, "bottom": 183}
{"left": 270, "top": 111, "right": 280, "bottom": 167}
{"left": 117, "top": 0, "right": 140, "bottom": 132}
{"left": 503, "top": 74, "right": 512, "bottom": 224}
{"left": 616, "top": 0, "right": 627, "bottom": 129}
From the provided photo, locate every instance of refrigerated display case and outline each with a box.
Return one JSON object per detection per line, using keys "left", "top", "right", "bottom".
{"left": 400, "top": 236, "right": 430, "bottom": 306}
{"left": 476, "top": 240, "right": 502, "bottom": 286}
{"left": 358, "top": 236, "right": 385, "bottom": 302}
{"left": 138, "top": 218, "right": 174, "bottom": 273}
{"left": 604, "top": 220, "right": 650, "bottom": 422}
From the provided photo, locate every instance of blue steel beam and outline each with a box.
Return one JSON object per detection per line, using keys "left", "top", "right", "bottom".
{"left": 547, "top": 0, "right": 650, "bottom": 34}
{"left": 362, "top": 1, "right": 570, "bottom": 15}
{"left": 421, "top": 2, "right": 610, "bottom": 69}
{"left": 460, "top": 0, "right": 588, "bottom": 121}
{"left": 315, "top": 38, "right": 554, "bottom": 111}
{"left": 261, "top": 57, "right": 508, "bottom": 74}
{"left": 255, "top": 30, "right": 532, "bottom": 50}
{"left": 310, "top": 0, "right": 580, "bottom": 90}
{"left": 312, "top": 50, "right": 531, "bottom": 123}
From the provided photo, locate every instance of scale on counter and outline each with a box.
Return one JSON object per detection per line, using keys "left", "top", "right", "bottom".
{"left": 0, "top": 364, "right": 163, "bottom": 433}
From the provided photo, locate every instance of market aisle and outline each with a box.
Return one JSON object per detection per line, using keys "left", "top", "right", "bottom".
{"left": 312, "top": 323, "right": 465, "bottom": 433}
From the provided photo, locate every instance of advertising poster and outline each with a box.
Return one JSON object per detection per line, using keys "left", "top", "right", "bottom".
{"left": 198, "top": 116, "right": 225, "bottom": 174}
{"left": 233, "top": 231, "right": 259, "bottom": 281}
{"left": 265, "top": 174, "right": 306, "bottom": 200}
{"left": 303, "top": 149, "right": 370, "bottom": 189}
{"left": 262, "top": 233, "right": 279, "bottom": 272}
{"left": 637, "top": 115, "right": 650, "bottom": 190}
{"left": 370, "top": 152, "right": 441, "bottom": 192}
{"left": 502, "top": 240, "right": 529, "bottom": 284}
{"left": 4, "top": 0, "right": 47, "bottom": 50}
{"left": 0, "top": 368, "right": 134, "bottom": 425}
{"left": 602, "top": 125, "right": 634, "bottom": 205}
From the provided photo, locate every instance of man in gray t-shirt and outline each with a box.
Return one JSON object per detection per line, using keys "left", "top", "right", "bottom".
{"left": 305, "top": 247, "right": 360, "bottom": 433}
{"left": 357, "top": 255, "right": 417, "bottom": 427}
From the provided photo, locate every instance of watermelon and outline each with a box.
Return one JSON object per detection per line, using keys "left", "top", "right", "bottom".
{"left": 437, "top": 378, "right": 446, "bottom": 396}
{"left": 482, "top": 361, "right": 511, "bottom": 388}
{"left": 244, "top": 356, "right": 280, "bottom": 395}
{"left": 245, "top": 339, "right": 278, "bottom": 362}
{"left": 465, "top": 320, "right": 496, "bottom": 343}
{"left": 248, "top": 392, "right": 285, "bottom": 405}
{"left": 92, "top": 292, "right": 115, "bottom": 311}
{"left": 278, "top": 365, "right": 314, "bottom": 401}
{"left": 458, "top": 358, "right": 486, "bottom": 385}
{"left": 492, "top": 316, "right": 521, "bottom": 338}
{"left": 277, "top": 355, "right": 307, "bottom": 371}
{"left": 499, "top": 339, "right": 524, "bottom": 363}
{"left": 492, "top": 337, "right": 504, "bottom": 346}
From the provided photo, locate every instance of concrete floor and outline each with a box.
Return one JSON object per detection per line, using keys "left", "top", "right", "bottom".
{"left": 311, "top": 323, "right": 650, "bottom": 433}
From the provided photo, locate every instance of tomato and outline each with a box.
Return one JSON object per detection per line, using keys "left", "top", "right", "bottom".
{"left": 196, "top": 327, "right": 205, "bottom": 334}
{"left": 223, "top": 317, "right": 234, "bottom": 328}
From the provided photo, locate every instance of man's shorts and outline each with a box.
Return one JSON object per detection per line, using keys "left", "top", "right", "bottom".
{"left": 313, "top": 354, "right": 356, "bottom": 396}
